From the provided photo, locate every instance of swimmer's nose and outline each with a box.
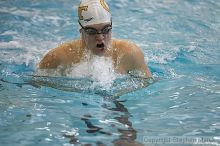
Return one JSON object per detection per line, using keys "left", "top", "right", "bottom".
{"left": 95, "top": 33, "right": 104, "bottom": 41}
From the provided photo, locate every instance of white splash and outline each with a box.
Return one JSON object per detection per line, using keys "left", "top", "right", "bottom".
{"left": 66, "top": 55, "right": 117, "bottom": 90}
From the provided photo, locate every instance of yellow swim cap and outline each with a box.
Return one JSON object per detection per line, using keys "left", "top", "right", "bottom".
{"left": 78, "top": 0, "right": 111, "bottom": 27}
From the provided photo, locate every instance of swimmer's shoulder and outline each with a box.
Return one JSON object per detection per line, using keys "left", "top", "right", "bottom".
{"left": 111, "top": 39, "right": 142, "bottom": 55}
{"left": 111, "top": 39, "right": 151, "bottom": 76}
{"left": 38, "top": 39, "right": 84, "bottom": 69}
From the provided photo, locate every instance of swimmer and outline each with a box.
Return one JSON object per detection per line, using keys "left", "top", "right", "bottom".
{"left": 38, "top": 0, "right": 152, "bottom": 78}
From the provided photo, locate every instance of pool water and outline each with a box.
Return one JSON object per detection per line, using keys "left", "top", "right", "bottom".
{"left": 1, "top": 0, "right": 220, "bottom": 145}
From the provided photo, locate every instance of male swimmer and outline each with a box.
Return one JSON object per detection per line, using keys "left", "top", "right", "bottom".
{"left": 38, "top": 0, "right": 152, "bottom": 78}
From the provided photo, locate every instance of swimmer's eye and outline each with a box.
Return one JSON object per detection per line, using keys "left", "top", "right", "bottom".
{"left": 101, "top": 26, "right": 112, "bottom": 34}
{"left": 84, "top": 28, "right": 98, "bottom": 35}
{"left": 84, "top": 25, "right": 112, "bottom": 35}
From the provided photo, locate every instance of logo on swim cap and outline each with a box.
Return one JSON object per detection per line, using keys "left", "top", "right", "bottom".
{"left": 78, "top": 6, "right": 88, "bottom": 20}
{"left": 99, "top": 0, "right": 110, "bottom": 12}
{"left": 78, "top": 0, "right": 111, "bottom": 27}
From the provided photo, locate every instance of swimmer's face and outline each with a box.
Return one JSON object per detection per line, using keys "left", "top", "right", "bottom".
{"left": 81, "top": 22, "right": 112, "bottom": 56}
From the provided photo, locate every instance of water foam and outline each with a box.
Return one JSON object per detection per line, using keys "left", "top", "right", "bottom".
{"left": 36, "top": 54, "right": 117, "bottom": 90}
{"left": 66, "top": 55, "right": 117, "bottom": 90}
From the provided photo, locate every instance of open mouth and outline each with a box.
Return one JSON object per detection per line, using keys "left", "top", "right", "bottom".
{"left": 96, "top": 43, "right": 105, "bottom": 49}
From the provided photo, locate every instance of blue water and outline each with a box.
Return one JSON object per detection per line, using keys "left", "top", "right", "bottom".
{"left": 1, "top": 0, "right": 220, "bottom": 145}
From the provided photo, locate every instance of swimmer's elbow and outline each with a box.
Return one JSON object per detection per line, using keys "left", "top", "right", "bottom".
{"left": 131, "top": 54, "right": 152, "bottom": 78}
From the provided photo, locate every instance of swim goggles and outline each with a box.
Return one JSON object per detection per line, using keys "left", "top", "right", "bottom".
{"left": 78, "top": 20, "right": 112, "bottom": 35}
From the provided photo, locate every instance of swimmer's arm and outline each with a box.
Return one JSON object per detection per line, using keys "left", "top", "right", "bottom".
{"left": 118, "top": 41, "right": 152, "bottom": 78}
{"left": 38, "top": 40, "right": 82, "bottom": 69}
{"left": 38, "top": 42, "right": 69, "bottom": 69}
{"left": 38, "top": 49, "right": 61, "bottom": 69}
{"left": 132, "top": 48, "right": 152, "bottom": 78}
